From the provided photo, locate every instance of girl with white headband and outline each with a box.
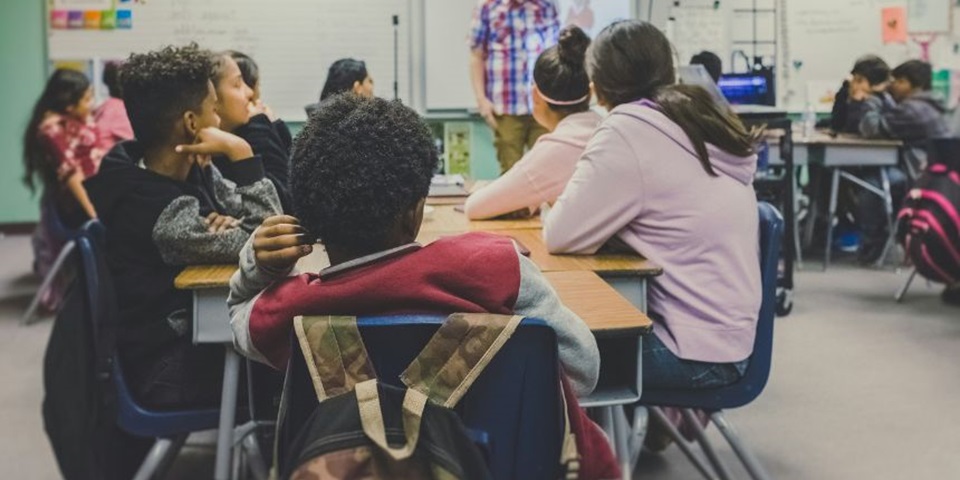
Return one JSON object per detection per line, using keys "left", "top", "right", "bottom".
{"left": 464, "top": 25, "right": 600, "bottom": 220}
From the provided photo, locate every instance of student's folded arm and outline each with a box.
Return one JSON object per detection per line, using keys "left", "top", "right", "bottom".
{"left": 152, "top": 196, "right": 253, "bottom": 265}
{"left": 543, "top": 124, "right": 644, "bottom": 254}
{"left": 227, "top": 232, "right": 297, "bottom": 365}
{"left": 209, "top": 158, "right": 283, "bottom": 231}
{"left": 859, "top": 95, "right": 891, "bottom": 138}
{"left": 464, "top": 147, "right": 546, "bottom": 219}
{"left": 235, "top": 114, "right": 292, "bottom": 206}
{"left": 512, "top": 251, "right": 599, "bottom": 396}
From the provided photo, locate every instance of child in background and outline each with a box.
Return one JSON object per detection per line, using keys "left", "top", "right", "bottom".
{"left": 227, "top": 50, "right": 294, "bottom": 151}
{"left": 854, "top": 60, "right": 950, "bottom": 264}
{"left": 304, "top": 58, "right": 375, "bottom": 116}
{"left": 84, "top": 44, "right": 281, "bottom": 410}
{"left": 464, "top": 26, "right": 600, "bottom": 220}
{"left": 690, "top": 50, "right": 723, "bottom": 84}
{"left": 94, "top": 61, "right": 134, "bottom": 148}
{"left": 210, "top": 52, "right": 293, "bottom": 212}
{"left": 23, "top": 69, "right": 108, "bottom": 310}
{"left": 831, "top": 55, "right": 891, "bottom": 133}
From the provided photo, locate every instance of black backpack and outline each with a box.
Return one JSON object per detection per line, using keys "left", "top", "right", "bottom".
{"left": 896, "top": 140, "right": 960, "bottom": 284}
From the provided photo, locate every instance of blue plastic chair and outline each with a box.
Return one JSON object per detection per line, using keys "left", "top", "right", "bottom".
{"left": 75, "top": 221, "right": 221, "bottom": 480}
{"left": 279, "top": 315, "right": 565, "bottom": 480}
{"left": 637, "top": 202, "right": 783, "bottom": 480}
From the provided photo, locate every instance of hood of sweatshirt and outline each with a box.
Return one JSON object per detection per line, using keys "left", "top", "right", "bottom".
{"left": 907, "top": 90, "right": 948, "bottom": 113}
{"left": 608, "top": 100, "right": 758, "bottom": 186}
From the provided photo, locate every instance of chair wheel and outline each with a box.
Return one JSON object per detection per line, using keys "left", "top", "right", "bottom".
{"left": 776, "top": 288, "right": 793, "bottom": 316}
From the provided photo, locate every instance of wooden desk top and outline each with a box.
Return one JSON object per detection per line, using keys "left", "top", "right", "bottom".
{"left": 544, "top": 271, "right": 652, "bottom": 334}
{"left": 174, "top": 265, "right": 651, "bottom": 334}
{"left": 417, "top": 228, "right": 661, "bottom": 276}
{"left": 420, "top": 205, "right": 542, "bottom": 233}
{"left": 766, "top": 129, "right": 903, "bottom": 147}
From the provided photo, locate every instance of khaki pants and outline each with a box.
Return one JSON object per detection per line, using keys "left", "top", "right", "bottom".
{"left": 493, "top": 114, "right": 549, "bottom": 173}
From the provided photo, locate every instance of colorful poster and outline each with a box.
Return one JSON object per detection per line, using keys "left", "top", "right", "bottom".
{"left": 67, "top": 10, "right": 84, "bottom": 29}
{"left": 116, "top": 9, "right": 132, "bottom": 29}
{"left": 882, "top": 7, "right": 908, "bottom": 44}
{"left": 83, "top": 10, "right": 101, "bottom": 29}
{"left": 100, "top": 10, "right": 116, "bottom": 29}
{"left": 444, "top": 122, "right": 472, "bottom": 177}
{"left": 50, "top": 10, "right": 68, "bottom": 29}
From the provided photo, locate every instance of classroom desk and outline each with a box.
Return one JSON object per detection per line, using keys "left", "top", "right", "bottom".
{"left": 175, "top": 265, "right": 653, "bottom": 480}
{"left": 767, "top": 131, "right": 903, "bottom": 269}
{"left": 420, "top": 204, "right": 542, "bottom": 233}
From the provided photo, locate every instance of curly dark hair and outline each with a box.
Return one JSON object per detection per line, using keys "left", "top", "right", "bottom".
{"left": 121, "top": 44, "right": 213, "bottom": 149}
{"left": 291, "top": 94, "right": 437, "bottom": 251}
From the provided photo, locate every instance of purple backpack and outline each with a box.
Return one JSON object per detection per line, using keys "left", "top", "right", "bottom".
{"left": 896, "top": 151, "right": 960, "bottom": 284}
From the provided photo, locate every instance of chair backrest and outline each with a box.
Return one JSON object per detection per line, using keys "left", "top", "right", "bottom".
{"left": 641, "top": 201, "right": 784, "bottom": 410}
{"left": 74, "top": 221, "right": 219, "bottom": 438}
{"left": 281, "top": 315, "right": 564, "bottom": 480}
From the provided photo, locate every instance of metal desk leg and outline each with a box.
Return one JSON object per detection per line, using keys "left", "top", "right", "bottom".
{"left": 215, "top": 348, "right": 242, "bottom": 480}
{"left": 823, "top": 168, "right": 841, "bottom": 271}
{"left": 876, "top": 167, "right": 896, "bottom": 267}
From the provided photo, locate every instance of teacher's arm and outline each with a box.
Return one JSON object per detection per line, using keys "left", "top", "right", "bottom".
{"left": 470, "top": 49, "right": 497, "bottom": 130}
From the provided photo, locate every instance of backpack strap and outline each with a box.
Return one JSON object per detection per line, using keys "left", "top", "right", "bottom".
{"left": 293, "top": 315, "right": 376, "bottom": 401}
{"left": 355, "top": 379, "right": 429, "bottom": 461}
{"left": 400, "top": 313, "right": 523, "bottom": 408}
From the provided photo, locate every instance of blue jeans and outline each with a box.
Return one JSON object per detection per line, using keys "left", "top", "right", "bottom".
{"left": 642, "top": 332, "right": 748, "bottom": 390}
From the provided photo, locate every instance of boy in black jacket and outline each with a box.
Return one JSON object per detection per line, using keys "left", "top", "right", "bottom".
{"left": 85, "top": 44, "right": 281, "bottom": 408}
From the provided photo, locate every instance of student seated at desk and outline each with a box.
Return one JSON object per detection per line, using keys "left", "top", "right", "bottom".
{"left": 227, "top": 93, "right": 599, "bottom": 397}
{"left": 84, "top": 44, "right": 282, "bottom": 409}
{"left": 94, "top": 61, "right": 134, "bottom": 149}
{"left": 210, "top": 51, "right": 294, "bottom": 212}
{"left": 544, "top": 20, "right": 761, "bottom": 391}
{"left": 853, "top": 60, "right": 950, "bottom": 263}
{"left": 464, "top": 26, "right": 601, "bottom": 220}
{"left": 830, "top": 55, "right": 890, "bottom": 133}
{"left": 229, "top": 50, "right": 295, "bottom": 156}
{"left": 304, "top": 58, "right": 374, "bottom": 117}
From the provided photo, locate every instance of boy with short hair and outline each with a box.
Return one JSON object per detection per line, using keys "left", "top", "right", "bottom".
{"left": 228, "top": 94, "right": 599, "bottom": 396}
{"left": 84, "top": 44, "right": 281, "bottom": 408}
{"left": 832, "top": 55, "right": 891, "bottom": 133}
{"left": 853, "top": 60, "right": 950, "bottom": 264}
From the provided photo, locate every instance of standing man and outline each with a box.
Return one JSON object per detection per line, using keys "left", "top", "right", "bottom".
{"left": 470, "top": 0, "right": 560, "bottom": 173}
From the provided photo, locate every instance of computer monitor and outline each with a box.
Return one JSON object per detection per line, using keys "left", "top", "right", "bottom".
{"left": 718, "top": 73, "right": 774, "bottom": 106}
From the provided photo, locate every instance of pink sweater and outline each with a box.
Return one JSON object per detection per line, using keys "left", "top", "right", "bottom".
{"left": 543, "top": 101, "right": 761, "bottom": 363}
{"left": 464, "top": 111, "right": 601, "bottom": 219}
{"left": 94, "top": 97, "right": 134, "bottom": 148}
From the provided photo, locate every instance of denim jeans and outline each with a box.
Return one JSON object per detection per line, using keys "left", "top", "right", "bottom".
{"left": 642, "top": 332, "right": 748, "bottom": 390}
{"left": 857, "top": 166, "right": 908, "bottom": 254}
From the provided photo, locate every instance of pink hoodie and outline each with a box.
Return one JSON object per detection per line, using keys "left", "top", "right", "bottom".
{"left": 465, "top": 110, "right": 601, "bottom": 219}
{"left": 544, "top": 100, "right": 761, "bottom": 363}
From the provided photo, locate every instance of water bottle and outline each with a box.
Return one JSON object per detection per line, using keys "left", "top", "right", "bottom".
{"left": 802, "top": 102, "right": 816, "bottom": 138}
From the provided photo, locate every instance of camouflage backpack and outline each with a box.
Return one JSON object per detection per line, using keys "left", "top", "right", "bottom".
{"left": 273, "top": 313, "right": 579, "bottom": 480}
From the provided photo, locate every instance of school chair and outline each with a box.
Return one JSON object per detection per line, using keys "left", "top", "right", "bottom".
{"left": 72, "top": 222, "right": 221, "bottom": 480}
{"left": 21, "top": 197, "right": 80, "bottom": 325}
{"left": 279, "top": 315, "right": 565, "bottom": 480}
{"left": 637, "top": 201, "right": 783, "bottom": 480}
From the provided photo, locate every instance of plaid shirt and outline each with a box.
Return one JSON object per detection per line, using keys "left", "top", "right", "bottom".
{"left": 469, "top": 0, "right": 560, "bottom": 116}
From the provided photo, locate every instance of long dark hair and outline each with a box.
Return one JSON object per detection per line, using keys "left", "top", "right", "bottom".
{"left": 534, "top": 25, "right": 592, "bottom": 115}
{"left": 319, "top": 58, "right": 368, "bottom": 101}
{"left": 227, "top": 50, "right": 260, "bottom": 89}
{"left": 588, "top": 20, "right": 757, "bottom": 176}
{"left": 22, "top": 68, "right": 91, "bottom": 193}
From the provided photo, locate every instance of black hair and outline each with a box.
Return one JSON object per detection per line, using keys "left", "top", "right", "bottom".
{"left": 121, "top": 44, "right": 214, "bottom": 150}
{"left": 690, "top": 51, "right": 722, "bottom": 84}
{"left": 892, "top": 60, "right": 933, "bottom": 91}
{"left": 102, "top": 61, "right": 123, "bottom": 98}
{"left": 291, "top": 94, "right": 437, "bottom": 251}
{"left": 227, "top": 50, "right": 259, "bottom": 90}
{"left": 22, "top": 68, "right": 91, "bottom": 193}
{"left": 319, "top": 58, "right": 368, "bottom": 101}
{"left": 534, "top": 25, "right": 592, "bottom": 114}
{"left": 589, "top": 20, "right": 757, "bottom": 176}
{"left": 851, "top": 55, "right": 891, "bottom": 86}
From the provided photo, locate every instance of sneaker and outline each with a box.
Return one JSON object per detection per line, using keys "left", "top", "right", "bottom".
{"left": 942, "top": 283, "right": 960, "bottom": 307}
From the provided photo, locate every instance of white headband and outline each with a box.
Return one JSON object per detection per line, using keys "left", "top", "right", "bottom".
{"left": 536, "top": 82, "right": 590, "bottom": 105}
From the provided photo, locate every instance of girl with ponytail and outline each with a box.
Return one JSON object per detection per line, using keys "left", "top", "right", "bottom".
{"left": 465, "top": 25, "right": 601, "bottom": 220}
{"left": 544, "top": 20, "right": 763, "bottom": 391}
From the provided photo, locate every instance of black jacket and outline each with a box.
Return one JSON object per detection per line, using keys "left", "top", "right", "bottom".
{"left": 84, "top": 141, "right": 281, "bottom": 368}
{"left": 216, "top": 113, "right": 294, "bottom": 212}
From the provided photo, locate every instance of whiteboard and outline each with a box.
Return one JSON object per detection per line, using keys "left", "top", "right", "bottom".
{"left": 907, "top": 0, "right": 952, "bottom": 34}
{"left": 424, "top": 0, "right": 636, "bottom": 112}
{"left": 47, "top": 0, "right": 412, "bottom": 121}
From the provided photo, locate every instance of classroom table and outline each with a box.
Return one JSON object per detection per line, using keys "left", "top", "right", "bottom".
{"left": 768, "top": 130, "right": 903, "bottom": 269}
{"left": 420, "top": 204, "right": 542, "bottom": 233}
{"left": 175, "top": 265, "right": 653, "bottom": 480}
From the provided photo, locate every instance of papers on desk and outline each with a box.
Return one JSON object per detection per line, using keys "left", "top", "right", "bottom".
{"left": 429, "top": 174, "right": 469, "bottom": 197}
